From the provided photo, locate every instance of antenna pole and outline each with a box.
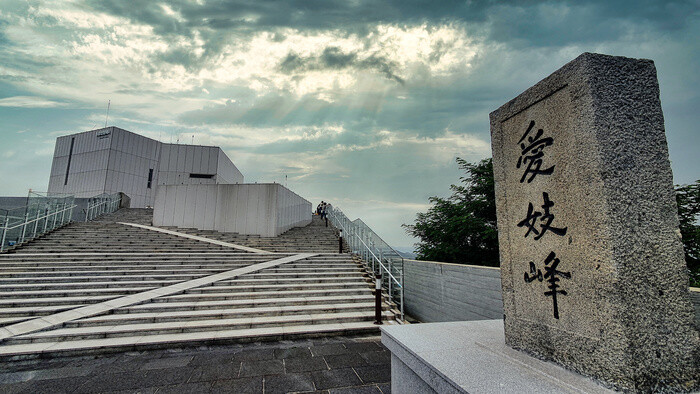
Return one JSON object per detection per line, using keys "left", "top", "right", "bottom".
{"left": 104, "top": 100, "right": 111, "bottom": 128}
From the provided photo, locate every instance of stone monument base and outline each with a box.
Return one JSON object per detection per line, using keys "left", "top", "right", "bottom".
{"left": 380, "top": 320, "right": 613, "bottom": 394}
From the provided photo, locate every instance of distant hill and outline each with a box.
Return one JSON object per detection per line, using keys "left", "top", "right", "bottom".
{"left": 393, "top": 248, "right": 417, "bottom": 259}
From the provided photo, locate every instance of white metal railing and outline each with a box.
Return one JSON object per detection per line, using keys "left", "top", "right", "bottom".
{"left": 0, "top": 191, "right": 123, "bottom": 252}
{"left": 85, "top": 193, "right": 122, "bottom": 221}
{"left": 0, "top": 197, "right": 76, "bottom": 253}
{"left": 327, "top": 205, "right": 405, "bottom": 322}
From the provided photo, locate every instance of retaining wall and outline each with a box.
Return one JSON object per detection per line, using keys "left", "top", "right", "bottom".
{"left": 153, "top": 183, "right": 311, "bottom": 237}
{"left": 404, "top": 259, "right": 700, "bottom": 327}
{"left": 403, "top": 259, "right": 503, "bottom": 322}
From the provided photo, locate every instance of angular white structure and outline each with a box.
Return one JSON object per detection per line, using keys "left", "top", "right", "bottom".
{"left": 153, "top": 184, "right": 312, "bottom": 237}
{"left": 47, "top": 127, "right": 243, "bottom": 208}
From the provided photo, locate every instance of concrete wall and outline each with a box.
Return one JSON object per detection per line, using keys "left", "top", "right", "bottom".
{"left": 403, "top": 260, "right": 503, "bottom": 323}
{"left": 404, "top": 259, "right": 700, "bottom": 327}
{"left": 216, "top": 148, "right": 244, "bottom": 184}
{"left": 47, "top": 127, "right": 244, "bottom": 208}
{"left": 153, "top": 183, "right": 311, "bottom": 237}
{"left": 276, "top": 186, "right": 312, "bottom": 235}
{"left": 691, "top": 288, "right": 700, "bottom": 330}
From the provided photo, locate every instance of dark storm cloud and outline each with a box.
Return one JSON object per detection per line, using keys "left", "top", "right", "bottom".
{"left": 84, "top": 0, "right": 698, "bottom": 40}
{"left": 279, "top": 47, "right": 404, "bottom": 84}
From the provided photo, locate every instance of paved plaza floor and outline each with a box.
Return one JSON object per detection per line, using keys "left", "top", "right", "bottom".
{"left": 0, "top": 335, "right": 391, "bottom": 394}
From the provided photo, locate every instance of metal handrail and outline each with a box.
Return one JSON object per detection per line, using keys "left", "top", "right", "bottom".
{"left": 0, "top": 202, "right": 76, "bottom": 253}
{"left": 3, "top": 205, "right": 76, "bottom": 231}
{"left": 327, "top": 205, "right": 405, "bottom": 322}
{"left": 356, "top": 235, "right": 402, "bottom": 286}
{"left": 85, "top": 193, "right": 122, "bottom": 221}
{"left": 0, "top": 191, "right": 122, "bottom": 252}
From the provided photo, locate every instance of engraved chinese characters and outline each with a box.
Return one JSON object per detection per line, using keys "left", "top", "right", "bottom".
{"left": 517, "top": 120, "right": 554, "bottom": 183}
{"left": 524, "top": 252, "right": 571, "bottom": 319}
{"left": 517, "top": 121, "right": 570, "bottom": 319}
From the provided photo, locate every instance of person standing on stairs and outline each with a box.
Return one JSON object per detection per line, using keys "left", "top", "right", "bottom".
{"left": 321, "top": 202, "right": 328, "bottom": 220}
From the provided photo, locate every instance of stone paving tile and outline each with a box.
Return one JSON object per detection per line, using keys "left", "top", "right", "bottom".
{"left": 353, "top": 364, "right": 391, "bottom": 385}
{"left": 232, "top": 348, "right": 275, "bottom": 362}
{"left": 16, "top": 376, "right": 89, "bottom": 394}
{"left": 155, "top": 381, "right": 213, "bottom": 394}
{"left": 263, "top": 372, "right": 315, "bottom": 394}
{"left": 74, "top": 370, "right": 148, "bottom": 393}
{"left": 343, "top": 342, "right": 383, "bottom": 353}
{"left": 210, "top": 376, "right": 263, "bottom": 393}
{"left": 310, "top": 344, "right": 350, "bottom": 357}
{"left": 103, "top": 387, "right": 158, "bottom": 394}
{"left": 284, "top": 356, "right": 329, "bottom": 373}
{"left": 0, "top": 381, "right": 28, "bottom": 394}
{"left": 189, "top": 352, "right": 237, "bottom": 366}
{"left": 190, "top": 361, "right": 241, "bottom": 382}
{"left": 141, "top": 355, "right": 193, "bottom": 370}
{"left": 329, "top": 385, "right": 383, "bottom": 394}
{"left": 377, "top": 383, "right": 391, "bottom": 394}
{"left": 0, "top": 335, "right": 390, "bottom": 394}
{"left": 324, "top": 353, "right": 368, "bottom": 369}
{"left": 138, "top": 366, "right": 195, "bottom": 387}
{"left": 311, "top": 368, "right": 363, "bottom": 391}
{"left": 274, "top": 346, "right": 312, "bottom": 359}
{"left": 239, "top": 359, "right": 285, "bottom": 377}
{"left": 359, "top": 351, "right": 390, "bottom": 366}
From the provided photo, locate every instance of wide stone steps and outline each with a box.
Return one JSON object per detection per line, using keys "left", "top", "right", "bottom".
{"left": 155, "top": 288, "right": 370, "bottom": 302}
{"left": 0, "top": 209, "right": 399, "bottom": 359}
{"left": 6, "top": 311, "right": 393, "bottom": 345}
{"left": 119, "top": 294, "right": 375, "bottom": 313}
{"left": 68, "top": 302, "right": 386, "bottom": 327}
{"left": 0, "top": 279, "right": 182, "bottom": 291}
{"left": 0, "top": 322, "right": 382, "bottom": 358}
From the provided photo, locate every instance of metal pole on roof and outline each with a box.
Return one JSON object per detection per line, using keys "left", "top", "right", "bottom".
{"left": 104, "top": 100, "right": 110, "bottom": 128}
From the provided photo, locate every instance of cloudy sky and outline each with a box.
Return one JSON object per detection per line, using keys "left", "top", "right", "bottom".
{"left": 0, "top": 0, "right": 698, "bottom": 250}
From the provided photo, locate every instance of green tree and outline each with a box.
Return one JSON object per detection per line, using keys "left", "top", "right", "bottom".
{"left": 676, "top": 180, "right": 700, "bottom": 287}
{"left": 403, "top": 157, "right": 499, "bottom": 266}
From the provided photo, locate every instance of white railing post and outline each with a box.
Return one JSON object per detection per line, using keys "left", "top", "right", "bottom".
{"left": 400, "top": 267, "right": 404, "bottom": 321}
{"left": 20, "top": 211, "right": 29, "bottom": 243}
{"left": 60, "top": 202, "right": 67, "bottom": 226}
{"left": 51, "top": 204, "right": 58, "bottom": 229}
{"left": 32, "top": 209, "right": 40, "bottom": 238}
{"left": 0, "top": 216, "right": 8, "bottom": 253}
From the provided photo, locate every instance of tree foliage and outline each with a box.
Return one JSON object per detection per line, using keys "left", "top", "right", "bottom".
{"left": 676, "top": 180, "right": 700, "bottom": 287}
{"left": 403, "top": 158, "right": 499, "bottom": 266}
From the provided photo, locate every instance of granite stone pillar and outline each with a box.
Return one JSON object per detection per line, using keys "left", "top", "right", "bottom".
{"left": 490, "top": 52, "right": 698, "bottom": 392}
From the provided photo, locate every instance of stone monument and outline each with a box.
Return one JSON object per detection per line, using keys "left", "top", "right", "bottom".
{"left": 490, "top": 52, "right": 698, "bottom": 391}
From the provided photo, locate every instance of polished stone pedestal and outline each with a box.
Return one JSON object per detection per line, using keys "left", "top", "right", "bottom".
{"left": 381, "top": 320, "right": 613, "bottom": 394}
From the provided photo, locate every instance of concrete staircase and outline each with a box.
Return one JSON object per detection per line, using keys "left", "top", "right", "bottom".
{"left": 0, "top": 209, "right": 398, "bottom": 359}
{"left": 161, "top": 215, "right": 341, "bottom": 253}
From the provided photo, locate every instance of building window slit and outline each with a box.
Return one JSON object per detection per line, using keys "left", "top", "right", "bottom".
{"left": 64, "top": 137, "right": 75, "bottom": 185}
{"left": 189, "top": 173, "right": 214, "bottom": 179}
{"left": 147, "top": 169, "right": 153, "bottom": 189}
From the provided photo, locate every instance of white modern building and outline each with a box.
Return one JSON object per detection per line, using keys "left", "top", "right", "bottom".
{"left": 48, "top": 127, "right": 244, "bottom": 208}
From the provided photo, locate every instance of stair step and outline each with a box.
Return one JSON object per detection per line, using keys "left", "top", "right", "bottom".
{"left": 67, "top": 302, "right": 386, "bottom": 327}
{"left": 9, "top": 311, "right": 393, "bottom": 344}
{"left": 0, "top": 322, "right": 386, "bottom": 359}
